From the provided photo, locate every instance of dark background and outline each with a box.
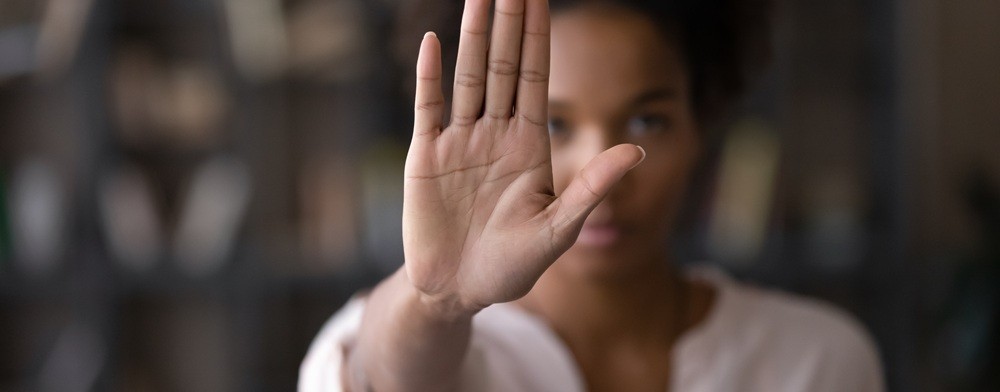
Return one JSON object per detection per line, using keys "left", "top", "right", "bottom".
{"left": 1, "top": 0, "right": 997, "bottom": 391}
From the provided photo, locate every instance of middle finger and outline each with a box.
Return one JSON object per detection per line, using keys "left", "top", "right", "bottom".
{"left": 484, "top": 0, "right": 525, "bottom": 121}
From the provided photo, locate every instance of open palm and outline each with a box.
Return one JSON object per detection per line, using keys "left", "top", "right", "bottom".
{"left": 402, "top": 0, "right": 644, "bottom": 313}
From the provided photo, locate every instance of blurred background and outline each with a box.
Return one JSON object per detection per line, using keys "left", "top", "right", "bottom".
{"left": 0, "top": 0, "right": 997, "bottom": 391}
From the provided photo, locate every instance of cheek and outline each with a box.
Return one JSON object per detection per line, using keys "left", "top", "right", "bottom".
{"left": 631, "top": 154, "right": 692, "bottom": 204}
{"left": 623, "top": 131, "right": 701, "bottom": 222}
{"left": 550, "top": 145, "right": 575, "bottom": 196}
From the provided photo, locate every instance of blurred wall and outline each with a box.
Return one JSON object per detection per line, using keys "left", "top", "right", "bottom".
{"left": 900, "top": 0, "right": 1000, "bottom": 251}
{"left": 0, "top": 0, "right": 997, "bottom": 391}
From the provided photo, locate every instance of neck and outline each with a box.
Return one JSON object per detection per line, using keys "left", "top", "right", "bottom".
{"left": 516, "top": 253, "right": 688, "bottom": 346}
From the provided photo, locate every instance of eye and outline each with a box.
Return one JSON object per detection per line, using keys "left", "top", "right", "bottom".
{"left": 626, "top": 114, "right": 671, "bottom": 137}
{"left": 548, "top": 116, "right": 569, "bottom": 137}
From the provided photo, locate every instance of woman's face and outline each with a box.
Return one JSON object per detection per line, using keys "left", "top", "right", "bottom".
{"left": 548, "top": 6, "right": 702, "bottom": 278}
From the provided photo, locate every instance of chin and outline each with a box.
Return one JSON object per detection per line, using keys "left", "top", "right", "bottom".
{"left": 553, "top": 241, "right": 656, "bottom": 282}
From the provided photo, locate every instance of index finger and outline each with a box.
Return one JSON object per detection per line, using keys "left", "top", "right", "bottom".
{"left": 450, "top": 0, "right": 491, "bottom": 127}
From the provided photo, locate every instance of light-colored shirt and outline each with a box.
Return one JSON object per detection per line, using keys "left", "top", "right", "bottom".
{"left": 299, "top": 269, "right": 885, "bottom": 391}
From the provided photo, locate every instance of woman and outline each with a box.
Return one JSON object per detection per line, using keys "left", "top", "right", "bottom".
{"left": 300, "top": 0, "right": 884, "bottom": 391}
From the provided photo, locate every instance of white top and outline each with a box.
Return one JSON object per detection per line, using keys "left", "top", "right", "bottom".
{"left": 299, "top": 269, "right": 885, "bottom": 391}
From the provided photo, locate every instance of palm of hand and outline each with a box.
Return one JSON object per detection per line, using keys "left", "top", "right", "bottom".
{"left": 406, "top": 110, "right": 561, "bottom": 309}
{"left": 402, "top": 0, "right": 644, "bottom": 313}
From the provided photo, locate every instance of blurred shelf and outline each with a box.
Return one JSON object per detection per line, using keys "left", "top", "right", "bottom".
{"left": 0, "top": 257, "right": 387, "bottom": 300}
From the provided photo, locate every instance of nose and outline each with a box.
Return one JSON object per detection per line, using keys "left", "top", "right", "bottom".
{"left": 552, "top": 123, "right": 620, "bottom": 190}
{"left": 567, "top": 123, "right": 619, "bottom": 174}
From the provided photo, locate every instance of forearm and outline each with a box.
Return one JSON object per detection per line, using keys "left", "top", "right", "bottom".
{"left": 347, "top": 268, "right": 475, "bottom": 392}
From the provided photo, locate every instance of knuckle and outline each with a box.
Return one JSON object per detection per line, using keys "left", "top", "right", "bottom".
{"left": 461, "top": 28, "right": 488, "bottom": 37}
{"left": 484, "top": 111, "right": 509, "bottom": 122}
{"left": 412, "top": 126, "right": 439, "bottom": 138}
{"left": 578, "top": 171, "right": 601, "bottom": 199}
{"left": 488, "top": 60, "right": 518, "bottom": 76}
{"left": 517, "top": 113, "right": 546, "bottom": 128}
{"left": 455, "top": 72, "right": 485, "bottom": 88}
{"left": 450, "top": 113, "right": 479, "bottom": 127}
{"left": 495, "top": 8, "right": 525, "bottom": 17}
{"left": 519, "top": 69, "right": 549, "bottom": 84}
{"left": 416, "top": 99, "right": 444, "bottom": 112}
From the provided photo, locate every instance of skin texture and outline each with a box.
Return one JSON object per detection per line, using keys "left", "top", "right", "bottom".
{"left": 544, "top": 4, "right": 701, "bottom": 280}
{"left": 401, "top": 0, "right": 643, "bottom": 315}
{"left": 348, "top": 2, "right": 714, "bottom": 391}
{"left": 515, "top": 5, "right": 713, "bottom": 391}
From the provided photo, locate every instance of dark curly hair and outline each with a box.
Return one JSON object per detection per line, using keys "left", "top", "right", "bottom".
{"left": 393, "top": 0, "right": 771, "bottom": 124}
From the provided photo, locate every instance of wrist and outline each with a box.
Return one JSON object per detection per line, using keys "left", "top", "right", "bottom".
{"left": 414, "top": 290, "right": 481, "bottom": 323}
{"left": 399, "top": 271, "right": 481, "bottom": 322}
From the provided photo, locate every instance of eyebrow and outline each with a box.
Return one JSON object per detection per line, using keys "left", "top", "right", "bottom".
{"left": 629, "top": 88, "right": 678, "bottom": 107}
{"left": 548, "top": 88, "right": 678, "bottom": 111}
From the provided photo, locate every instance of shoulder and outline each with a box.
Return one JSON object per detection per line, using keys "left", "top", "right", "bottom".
{"left": 743, "top": 284, "right": 884, "bottom": 391}
{"left": 678, "top": 270, "right": 885, "bottom": 391}
{"left": 738, "top": 283, "right": 876, "bottom": 353}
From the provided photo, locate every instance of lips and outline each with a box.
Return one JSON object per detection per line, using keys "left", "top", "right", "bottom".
{"left": 577, "top": 223, "right": 623, "bottom": 247}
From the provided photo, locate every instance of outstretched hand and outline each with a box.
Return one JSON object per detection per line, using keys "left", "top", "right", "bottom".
{"left": 402, "top": 0, "right": 645, "bottom": 315}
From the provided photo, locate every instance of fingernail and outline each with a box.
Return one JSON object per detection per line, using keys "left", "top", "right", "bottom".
{"left": 425, "top": 31, "right": 437, "bottom": 39}
{"left": 630, "top": 145, "right": 646, "bottom": 169}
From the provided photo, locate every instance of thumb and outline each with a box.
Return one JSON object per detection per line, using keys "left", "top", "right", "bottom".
{"left": 548, "top": 144, "right": 646, "bottom": 238}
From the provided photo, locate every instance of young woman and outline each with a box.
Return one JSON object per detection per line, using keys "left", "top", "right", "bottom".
{"left": 300, "top": 0, "right": 884, "bottom": 391}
